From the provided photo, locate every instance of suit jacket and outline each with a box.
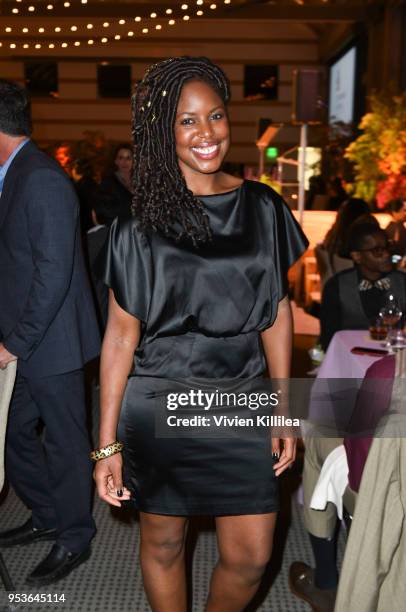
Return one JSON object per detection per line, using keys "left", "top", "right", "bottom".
{"left": 0, "top": 140, "right": 100, "bottom": 378}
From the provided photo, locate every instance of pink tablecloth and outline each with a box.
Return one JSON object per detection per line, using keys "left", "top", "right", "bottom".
{"left": 317, "top": 330, "right": 386, "bottom": 379}
{"left": 307, "top": 331, "right": 388, "bottom": 430}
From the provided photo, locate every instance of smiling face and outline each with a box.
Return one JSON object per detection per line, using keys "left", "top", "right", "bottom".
{"left": 115, "top": 147, "right": 133, "bottom": 175}
{"left": 174, "top": 79, "right": 230, "bottom": 182}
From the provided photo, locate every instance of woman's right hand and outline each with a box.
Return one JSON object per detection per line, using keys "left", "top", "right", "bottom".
{"left": 94, "top": 453, "right": 132, "bottom": 507}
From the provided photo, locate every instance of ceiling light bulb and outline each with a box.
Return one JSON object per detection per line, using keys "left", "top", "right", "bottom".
{"left": 81, "top": 0, "right": 88, "bottom": 3}
{"left": 49, "top": 43, "right": 55, "bottom": 48}
{"left": 35, "top": 43, "right": 41, "bottom": 49}
{"left": 142, "top": 28, "right": 148, "bottom": 33}
{"left": 114, "top": 34, "right": 121, "bottom": 40}
{"left": 38, "top": 27, "right": 45, "bottom": 33}
{"left": 166, "top": 8, "right": 172, "bottom": 14}
{"left": 224, "top": 0, "right": 231, "bottom": 3}
{"left": 150, "top": 12, "right": 157, "bottom": 18}
{"left": 135, "top": 16, "right": 141, "bottom": 22}
{"left": 155, "top": 24, "right": 162, "bottom": 29}
{"left": 87, "top": 24, "right": 94, "bottom": 29}
{"left": 62, "top": 42, "right": 68, "bottom": 48}
{"left": 119, "top": 19, "right": 126, "bottom": 25}
{"left": 55, "top": 27, "right": 61, "bottom": 32}
{"left": 101, "top": 37, "right": 108, "bottom": 43}
{"left": 183, "top": 15, "right": 190, "bottom": 20}
{"left": 210, "top": 3, "right": 217, "bottom": 8}
{"left": 10, "top": 43, "right": 16, "bottom": 49}
{"left": 22, "top": 27, "right": 29, "bottom": 33}
{"left": 5, "top": 27, "right": 12, "bottom": 33}
{"left": 28, "top": 6, "right": 35, "bottom": 12}
{"left": 47, "top": 4, "right": 54, "bottom": 9}
{"left": 88, "top": 39, "right": 94, "bottom": 45}
{"left": 197, "top": 10, "right": 203, "bottom": 14}
{"left": 64, "top": 2, "right": 70, "bottom": 7}
{"left": 23, "top": 44, "right": 29, "bottom": 49}
{"left": 168, "top": 19, "right": 175, "bottom": 25}
{"left": 12, "top": 8, "right": 19, "bottom": 14}
{"left": 74, "top": 41, "right": 80, "bottom": 46}
{"left": 128, "top": 31, "right": 134, "bottom": 36}
{"left": 103, "top": 22, "right": 109, "bottom": 27}
{"left": 181, "top": 4, "right": 188, "bottom": 9}
{"left": 71, "top": 26, "right": 77, "bottom": 31}
{"left": 197, "top": 0, "right": 204, "bottom": 4}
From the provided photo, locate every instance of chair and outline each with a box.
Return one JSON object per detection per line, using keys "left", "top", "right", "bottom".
{"left": 0, "top": 361, "right": 17, "bottom": 591}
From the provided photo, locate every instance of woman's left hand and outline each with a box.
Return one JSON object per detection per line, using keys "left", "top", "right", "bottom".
{"left": 272, "top": 437, "right": 296, "bottom": 476}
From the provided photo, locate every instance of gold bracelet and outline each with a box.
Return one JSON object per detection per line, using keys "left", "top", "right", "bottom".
{"left": 90, "top": 441, "right": 124, "bottom": 462}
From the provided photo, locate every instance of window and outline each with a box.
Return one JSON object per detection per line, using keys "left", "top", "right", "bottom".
{"left": 97, "top": 64, "right": 131, "bottom": 98}
{"left": 244, "top": 65, "right": 278, "bottom": 101}
{"left": 24, "top": 62, "right": 58, "bottom": 97}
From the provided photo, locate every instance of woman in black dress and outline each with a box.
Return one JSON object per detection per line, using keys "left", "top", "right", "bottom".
{"left": 94, "top": 57, "right": 308, "bottom": 611}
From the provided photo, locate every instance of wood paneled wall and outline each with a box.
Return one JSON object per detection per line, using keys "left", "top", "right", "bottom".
{"left": 0, "top": 18, "right": 320, "bottom": 164}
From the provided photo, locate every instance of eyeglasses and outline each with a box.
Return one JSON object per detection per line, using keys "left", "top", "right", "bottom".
{"left": 358, "top": 244, "right": 391, "bottom": 257}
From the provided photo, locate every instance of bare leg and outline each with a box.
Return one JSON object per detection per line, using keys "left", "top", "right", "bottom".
{"left": 206, "top": 513, "right": 277, "bottom": 612}
{"left": 139, "top": 512, "right": 189, "bottom": 612}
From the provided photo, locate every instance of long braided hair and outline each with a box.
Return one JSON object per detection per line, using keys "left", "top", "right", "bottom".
{"left": 131, "top": 56, "right": 231, "bottom": 244}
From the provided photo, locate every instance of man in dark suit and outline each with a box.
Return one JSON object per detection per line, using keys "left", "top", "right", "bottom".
{"left": 0, "top": 80, "right": 100, "bottom": 585}
{"left": 320, "top": 221, "right": 406, "bottom": 350}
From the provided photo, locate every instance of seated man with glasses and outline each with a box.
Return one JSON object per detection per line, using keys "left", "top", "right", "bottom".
{"left": 320, "top": 220, "right": 406, "bottom": 350}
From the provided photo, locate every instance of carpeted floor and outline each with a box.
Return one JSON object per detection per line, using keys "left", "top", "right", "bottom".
{"left": 0, "top": 465, "right": 315, "bottom": 612}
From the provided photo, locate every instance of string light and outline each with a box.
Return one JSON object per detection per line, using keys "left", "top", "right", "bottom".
{"left": 3, "top": 0, "right": 227, "bottom": 52}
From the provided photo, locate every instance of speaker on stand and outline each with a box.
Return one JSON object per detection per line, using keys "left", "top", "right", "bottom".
{"left": 292, "top": 69, "right": 325, "bottom": 224}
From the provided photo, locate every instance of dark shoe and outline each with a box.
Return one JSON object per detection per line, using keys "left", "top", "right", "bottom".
{"left": 0, "top": 518, "right": 57, "bottom": 548}
{"left": 26, "top": 543, "right": 91, "bottom": 586}
{"left": 289, "top": 562, "right": 337, "bottom": 612}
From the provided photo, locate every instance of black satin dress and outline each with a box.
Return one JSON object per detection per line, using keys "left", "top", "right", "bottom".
{"left": 103, "top": 180, "right": 308, "bottom": 515}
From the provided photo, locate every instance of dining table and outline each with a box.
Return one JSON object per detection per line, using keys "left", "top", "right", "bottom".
{"left": 306, "top": 330, "right": 391, "bottom": 433}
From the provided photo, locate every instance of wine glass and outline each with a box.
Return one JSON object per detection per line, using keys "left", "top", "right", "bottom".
{"left": 378, "top": 294, "right": 403, "bottom": 351}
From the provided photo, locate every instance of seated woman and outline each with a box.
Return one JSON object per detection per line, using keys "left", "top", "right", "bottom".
{"left": 315, "top": 198, "right": 373, "bottom": 289}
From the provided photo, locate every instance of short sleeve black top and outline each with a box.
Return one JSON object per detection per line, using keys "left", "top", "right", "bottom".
{"left": 103, "top": 180, "right": 308, "bottom": 378}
